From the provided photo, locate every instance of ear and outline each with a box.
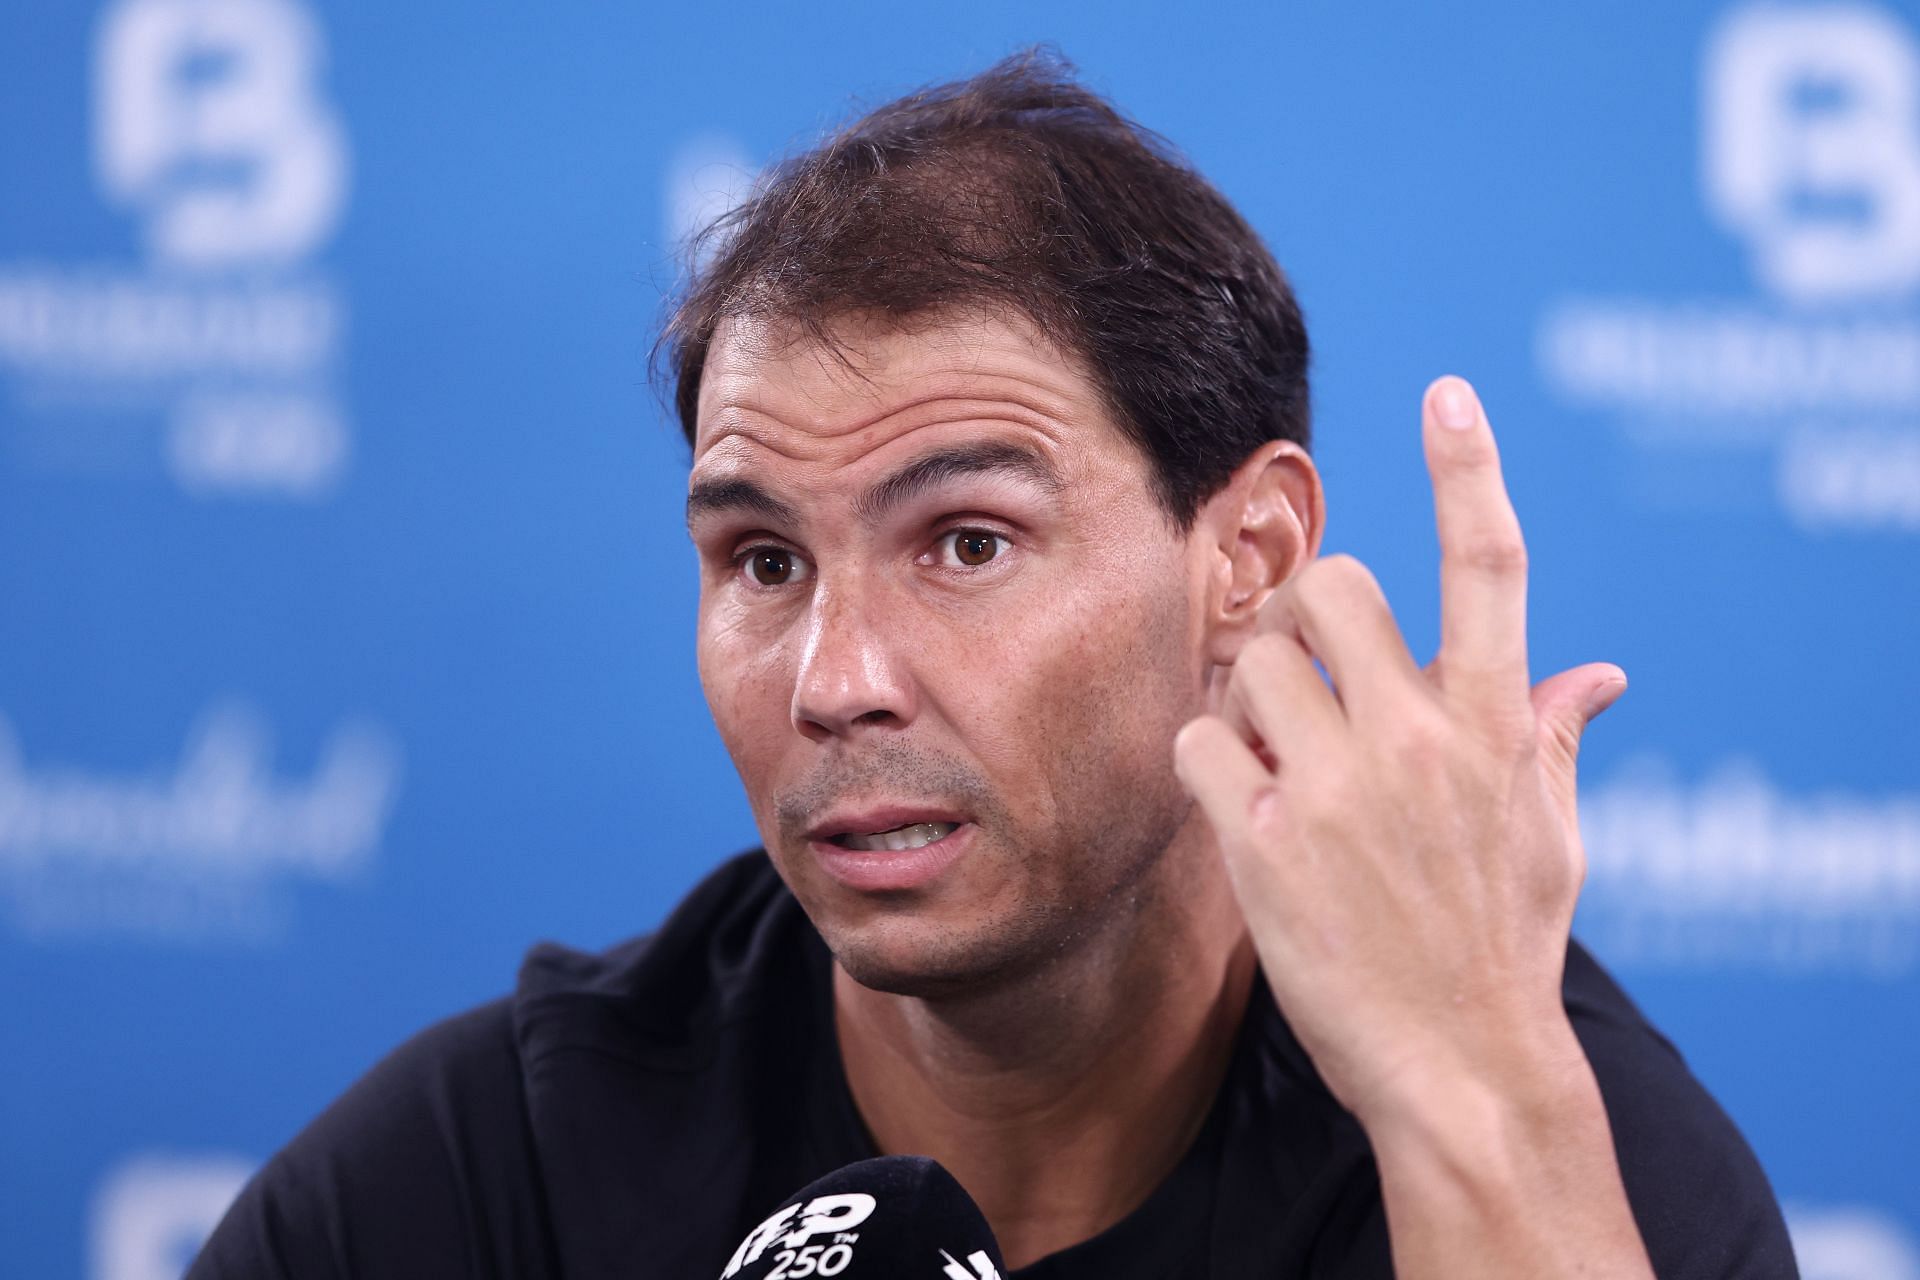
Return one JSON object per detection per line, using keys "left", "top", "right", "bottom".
{"left": 1195, "top": 440, "right": 1324, "bottom": 666}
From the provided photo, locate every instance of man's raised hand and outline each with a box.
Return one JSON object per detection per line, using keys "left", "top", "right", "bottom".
{"left": 1173, "top": 376, "right": 1650, "bottom": 1278}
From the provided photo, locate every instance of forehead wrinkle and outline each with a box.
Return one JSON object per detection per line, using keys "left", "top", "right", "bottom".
{"left": 696, "top": 358, "right": 1094, "bottom": 461}
{"left": 692, "top": 394, "right": 1083, "bottom": 483}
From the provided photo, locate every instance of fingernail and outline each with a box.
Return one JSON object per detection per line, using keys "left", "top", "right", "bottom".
{"left": 1434, "top": 378, "right": 1478, "bottom": 431}
{"left": 1585, "top": 676, "right": 1628, "bottom": 719}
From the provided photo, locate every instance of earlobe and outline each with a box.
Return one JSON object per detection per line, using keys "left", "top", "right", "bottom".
{"left": 1200, "top": 441, "right": 1323, "bottom": 666}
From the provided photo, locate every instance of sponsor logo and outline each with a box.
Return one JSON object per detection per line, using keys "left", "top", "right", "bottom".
{"left": 940, "top": 1249, "right": 1001, "bottom": 1280}
{"left": 1702, "top": 6, "right": 1920, "bottom": 303}
{"left": 0, "top": 702, "right": 400, "bottom": 942}
{"left": 0, "top": 0, "right": 352, "bottom": 499}
{"left": 722, "top": 1192, "right": 874, "bottom": 1279}
{"left": 1788, "top": 1202, "right": 1920, "bottom": 1280}
{"left": 665, "top": 133, "right": 757, "bottom": 271}
{"left": 1535, "top": 1, "right": 1920, "bottom": 532}
{"left": 89, "top": 1152, "right": 254, "bottom": 1280}
{"left": 1578, "top": 756, "right": 1920, "bottom": 976}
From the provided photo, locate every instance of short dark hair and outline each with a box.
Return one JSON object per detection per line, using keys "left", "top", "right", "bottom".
{"left": 662, "top": 48, "right": 1310, "bottom": 528}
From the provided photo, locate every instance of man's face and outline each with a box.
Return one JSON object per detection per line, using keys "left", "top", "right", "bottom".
{"left": 689, "top": 311, "right": 1212, "bottom": 997}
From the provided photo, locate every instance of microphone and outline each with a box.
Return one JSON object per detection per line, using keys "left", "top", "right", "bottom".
{"left": 719, "top": 1156, "right": 1007, "bottom": 1280}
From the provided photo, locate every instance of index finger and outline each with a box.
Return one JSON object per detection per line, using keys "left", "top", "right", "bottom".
{"left": 1424, "top": 376, "right": 1530, "bottom": 717}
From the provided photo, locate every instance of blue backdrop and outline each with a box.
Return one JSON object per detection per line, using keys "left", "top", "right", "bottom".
{"left": 4, "top": 3, "right": 1917, "bottom": 1276}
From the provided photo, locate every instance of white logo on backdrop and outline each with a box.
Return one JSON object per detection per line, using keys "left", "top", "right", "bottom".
{"left": 1704, "top": 4, "right": 1920, "bottom": 303}
{"left": 0, "top": 703, "right": 400, "bottom": 942}
{"left": 1788, "top": 1202, "right": 1920, "bottom": 1280}
{"left": 664, "top": 133, "right": 757, "bottom": 272}
{"left": 1536, "top": 0, "right": 1920, "bottom": 532}
{"left": 0, "top": 0, "right": 351, "bottom": 498}
{"left": 96, "top": 0, "right": 347, "bottom": 269}
{"left": 90, "top": 1153, "right": 254, "bottom": 1280}
{"left": 1578, "top": 757, "right": 1920, "bottom": 977}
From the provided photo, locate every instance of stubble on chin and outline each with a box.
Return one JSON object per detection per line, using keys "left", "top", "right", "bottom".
{"left": 823, "top": 885, "right": 1078, "bottom": 1000}
{"left": 780, "top": 721, "right": 1195, "bottom": 1004}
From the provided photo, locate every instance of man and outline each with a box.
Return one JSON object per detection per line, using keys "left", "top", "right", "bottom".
{"left": 192, "top": 52, "right": 1795, "bottom": 1278}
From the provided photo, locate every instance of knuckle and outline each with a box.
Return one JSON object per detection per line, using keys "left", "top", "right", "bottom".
{"left": 1451, "top": 532, "right": 1528, "bottom": 576}
{"left": 1245, "top": 785, "right": 1291, "bottom": 841}
{"left": 1386, "top": 707, "right": 1453, "bottom": 766}
{"left": 1303, "top": 758, "right": 1364, "bottom": 822}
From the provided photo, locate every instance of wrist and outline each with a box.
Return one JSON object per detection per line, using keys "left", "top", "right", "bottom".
{"left": 1356, "top": 1017, "right": 1607, "bottom": 1194}
{"left": 1352, "top": 1022, "right": 1653, "bottom": 1278}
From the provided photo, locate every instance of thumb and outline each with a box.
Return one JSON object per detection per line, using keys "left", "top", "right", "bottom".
{"left": 1530, "top": 662, "right": 1628, "bottom": 774}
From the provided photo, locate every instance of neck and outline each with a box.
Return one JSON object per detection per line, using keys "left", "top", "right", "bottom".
{"left": 832, "top": 823, "right": 1255, "bottom": 1270}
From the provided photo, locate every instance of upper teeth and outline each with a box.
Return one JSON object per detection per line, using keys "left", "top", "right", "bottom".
{"left": 837, "top": 822, "right": 959, "bottom": 853}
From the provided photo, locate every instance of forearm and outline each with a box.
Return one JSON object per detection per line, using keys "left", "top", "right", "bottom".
{"left": 1364, "top": 1025, "right": 1656, "bottom": 1280}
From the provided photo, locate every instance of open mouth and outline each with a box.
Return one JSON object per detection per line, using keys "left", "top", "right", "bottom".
{"left": 827, "top": 821, "right": 961, "bottom": 853}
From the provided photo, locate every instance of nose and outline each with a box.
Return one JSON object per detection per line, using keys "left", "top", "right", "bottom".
{"left": 790, "top": 578, "right": 917, "bottom": 742}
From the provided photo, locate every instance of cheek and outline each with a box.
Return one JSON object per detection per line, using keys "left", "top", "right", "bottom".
{"left": 956, "top": 555, "right": 1201, "bottom": 833}
{"left": 1055, "top": 587, "right": 1195, "bottom": 769}
{"left": 697, "top": 606, "right": 795, "bottom": 783}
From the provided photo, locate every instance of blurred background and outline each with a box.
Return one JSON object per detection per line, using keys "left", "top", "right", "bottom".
{"left": 2, "top": 2, "right": 1916, "bottom": 1276}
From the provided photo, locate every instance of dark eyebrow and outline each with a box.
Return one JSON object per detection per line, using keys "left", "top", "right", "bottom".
{"left": 854, "top": 441, "right": 1062, "bottom": 524}
{"left": 686, "top": 440, "right": 1062, "bottom": 534}
{"left": 685, "top": 477, "right": 801, "bottom": 531}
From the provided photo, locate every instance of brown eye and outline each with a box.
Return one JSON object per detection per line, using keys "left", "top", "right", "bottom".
{"left": 947, "top": 530, "right": 1002, "bottom": 567}
{"left": 744, "top": 547, "right": 810, "bottom": 586}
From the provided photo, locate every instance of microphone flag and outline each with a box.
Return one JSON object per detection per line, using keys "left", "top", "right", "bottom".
{"left": 719, "top": 1155, "right": 1006, "bottom": 1279}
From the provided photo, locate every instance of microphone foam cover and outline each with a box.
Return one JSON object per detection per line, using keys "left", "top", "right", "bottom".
{"left": 719, "top": 1155, "right": 1006, "bottom": 1279}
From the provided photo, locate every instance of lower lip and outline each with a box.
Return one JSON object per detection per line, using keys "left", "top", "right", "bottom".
{"left": 809, "top": 823, "right": 974, "bottom": 893}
